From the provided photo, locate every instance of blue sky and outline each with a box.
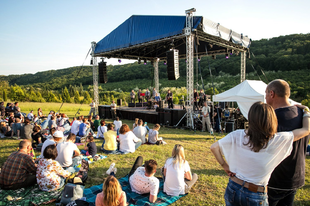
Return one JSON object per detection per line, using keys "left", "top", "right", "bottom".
{"left": 0, "top": 0, "right": 309, "bottom": 75}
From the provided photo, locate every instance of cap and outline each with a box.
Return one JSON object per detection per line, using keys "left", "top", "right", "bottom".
{"left": 53, "top": 131, "right": 64, "bottom": 138}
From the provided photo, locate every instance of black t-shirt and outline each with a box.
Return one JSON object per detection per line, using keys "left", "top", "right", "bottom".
{"left": 214, "top": 108, "right": 223, "bottom": 120}
{"left": 268, "top": 106, "right": 309, "bottom": 189}
{"left": 87, "top": 142, "right": 97, "bottom": 156}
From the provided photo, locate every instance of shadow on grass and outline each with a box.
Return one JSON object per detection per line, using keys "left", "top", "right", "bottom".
{"left": 192, "top": 168, "right": 228, "bottom": 177}
{"left": 293, "top": 200, "right": 310, "bottom": 206}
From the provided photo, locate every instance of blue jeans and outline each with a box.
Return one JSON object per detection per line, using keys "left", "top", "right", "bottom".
{"left": 102, "top": 148, "right": 118, "bottom": 154}
{"left": 307, "top": 145, "right": 310, "bottom": 153}
{"left": 225, "top": 179, "right": 268, "bottom": 206}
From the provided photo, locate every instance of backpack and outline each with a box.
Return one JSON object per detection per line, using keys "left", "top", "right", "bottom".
{"left": 60, "top": 183, "right": 85, "bottom": 205}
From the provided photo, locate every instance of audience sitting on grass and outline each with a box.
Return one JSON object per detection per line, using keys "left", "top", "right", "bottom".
{"left": 133, "top": 119, "right": 148, "bottom": 144}
{"left": 132, "top": 118, "right": 139, "bottom": 130}
{"left": 70, "top": 117, "right": 76, "bottom": 126}
{"left": 0, "top": 102, "right": 5, "bottom": 118}
{"left": 78, "top": 118, "right": 95, "bottom": 140}
{"left": 23, "top": 117, "right": 34, "bottom": 140}
{"left": 27, "top": 110, "right": 34, "bottom": 121}
{"left": 48, "top": 115, "right": 57, "bottom": 130}
{"left": 163, "top": 144, "right": 198, "bottom": 196}
{"left": 129, "top": 157, "right": 159, "bottom": 203}
{"left": 93, "top": 115, "right": 100, "bottom": 131}
{"left": 95, "top": 175, "right": 126, "bottom": 206}
{"left": 97, "top": 119, "right": 107, "bottom": 139}
{"left": 56, "top": 133, "right": 81, "bottom": 173}
{"left": 113, "top": 116, "right": 122, "bottom": 135}
{"left": 81, "top": 135, "right": 97, "bottom": 157}
{"left": 38, "top": 108, "right": 45, "bottom": 119}
{"left": 101, "top": 123, "right": 118, "bottom": 154}
{"left": 71, "top": 116, "right": 81, "bottom": 135}
{"left": 36, "top": 144, "right": 71, "bottom": 192}
{"left": 0, "top": 140, "right": 37, "bottom": 190}
{"left": 148, "top": 124, "right": 163, "bottom": 145}
{"left": 40, "top": 129, "right": 62, "bottom": 158}
{"left": 119, "top": 124, "right": 142, "bottom": 154}
{"left": 11, "top": 117, "right": 23, "bottom": 139}
{"left": 32, "top": 125, "right": 46, "bottom": 148}
{"left": 88, "top": 115, "right": 95, "bottom": 131}
{"left": 33, "top": 114, "right": 39, "bottom": 124}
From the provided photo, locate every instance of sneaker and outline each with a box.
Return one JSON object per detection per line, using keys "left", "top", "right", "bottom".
{"left": 112, "top": 166, "right": 117, "bottom": 174}
{"left": 106, "top": 163, "right": 115, "bottom": 175}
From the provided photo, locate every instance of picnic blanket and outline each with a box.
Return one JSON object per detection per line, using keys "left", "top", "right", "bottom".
{"left": 84, "top": 175, "right": 187, "bottom": 206}
{"left": 0, "top": 185, "right": 63, "bottom": 206}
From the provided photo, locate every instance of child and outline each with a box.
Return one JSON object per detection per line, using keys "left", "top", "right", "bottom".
{"left": 148, "top": 124, "right": 165, "bottom": 145}
{"left": 95, "top": 175, "right": 126, "bottom": 206}
{"left": 81, "top": 135, "right": 97, "bottom": 157}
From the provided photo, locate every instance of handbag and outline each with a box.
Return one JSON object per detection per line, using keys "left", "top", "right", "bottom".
{"left": 60, "top": 183, "right": 85, "bottom": 205}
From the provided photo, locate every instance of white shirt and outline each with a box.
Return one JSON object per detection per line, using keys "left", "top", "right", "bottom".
{"left": 164, "top": 158, "right": 191, "bottom": 196}
{"left": 133, "top": 126, "right": 147, "bottom": 143}
{"left": 111, "top": 103, "right": 116, "bottom": 110}
{"left": 218, "top": 129, "right": 294, "bottom": 186}
{"left": 71, "top": 120, "right": 81, "bottom": 135}
{"left": 27, "top": 112, "right": 34, "bottom": 120}
{"left": 47, "top": 114, "right": 52, "bottom": 121}
{"left": 56, "top": 142, "right": 79, "bottom": 167}
{"left": 96, "top": 126, "right": 107, "bottom": 138}
{"left": 148, "top": 129, "right": 158, "bottom": 144}
{"left": 40, "top": 139, "right": 56, "bottom": 158}
{"left": 119, "top": 131, "right": 141, "bottom": 153}
{"left": 113, "top": 120, "right": 122, "bottom": 131}
{"left": 90, "top": 102, "right": 95, "bottom": 108}
{"left": 129, "top": 167, "right": 159, "bottom": 195}
{"left": 202, "top": 106, "right": 210, "bottom": 117}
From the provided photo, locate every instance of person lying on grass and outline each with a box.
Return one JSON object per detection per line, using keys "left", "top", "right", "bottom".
{"left": 81, "top": 135, "right": 97, "bottom": 157}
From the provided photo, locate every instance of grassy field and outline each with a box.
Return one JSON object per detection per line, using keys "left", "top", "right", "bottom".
{"left": 1, "top": 102, "right": 310, "bottom": 205}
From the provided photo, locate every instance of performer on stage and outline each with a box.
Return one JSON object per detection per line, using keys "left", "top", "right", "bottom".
{"left": 145, "top": 88, "right": 151, "bottom": 102}
{"left": 166, "top": 90, "right": 173, "bottom": 109}
{"left": 154, "top": 93, "right": 161, "bottom": 102}
{"left": 199, "top": 89, "right": 205, "bottom": 109}
{"left": 137, "top": 89, "right": 143, "bottom": 103}
{"left": 152, "top": 88, "right": 157, "bottom": 99}
{"left": 193, "top": 89, "right": 199, "bottom": 111}
{"left": 130, "top": 90, "right": 135, "bottom": 103}
{"left": 89, "top": 100, "right": 96, "bottom": 117}
{"left": 110, "top": 100, "right": 116, "bottom": 120}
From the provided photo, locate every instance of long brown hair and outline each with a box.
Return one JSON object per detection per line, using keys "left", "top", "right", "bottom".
{"left": 102, "top": 176, "right": 122, "bottom": 206}
{"left": 244, "top": 101, "right": 278, "bottom": 152}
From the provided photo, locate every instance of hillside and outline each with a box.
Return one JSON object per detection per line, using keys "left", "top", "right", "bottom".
{"left": 1, "top": 33, "right": 310, "bottom": 101}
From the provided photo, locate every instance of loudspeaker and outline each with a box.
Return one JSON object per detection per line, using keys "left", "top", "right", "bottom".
{"left": 159, "top": 100, "right": 163, "bottom": 109}
{"left": 117, "top": 99, "right": 122, "bottom": 106}
{"left": 163, "top": 109, "right": 172, "bottom": 125}
{"left": 166, "top": 49, "right": 179, "bottom": 80}
{"left": 128, "top": 103, "right": 135, "bottom": 107}
{"left": 98, "top": 106, "right": 105, "bottom": 118}
{"left": 98, "top": 62, "right": 108, "bottom": 83}
{"left": 226, "top": 121, "right": 235, "bottom": 133}
{"left": 171, "top": 109, "right": 186, "bottom": 126}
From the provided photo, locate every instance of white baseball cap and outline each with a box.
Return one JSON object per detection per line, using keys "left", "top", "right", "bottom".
{"left": 53, "top": 131, "right": 64, "bottom": 138}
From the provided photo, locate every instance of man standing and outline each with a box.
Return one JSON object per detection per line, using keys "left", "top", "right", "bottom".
{"left": 130, "top": 90, "right": 135, "bottom": 103}
{"left": 110, "top": 100, "right": 117, "bottom": 120}
{"left": 88, "top": 100, "right": 95, "bottom": 117}
{"left": 138, "top": 89, "right": 143, "bottom": 103}
{"left": 201, "top": 102, "right": 211, "bottom": 132}
{"left": 152, "top": 88, "right": 157, "bottom": 99}
{"left": 213, "top": 105, "right": 222, "bottom": 133}
{"left": 266, "top": 79, "right": 309, "bottom": 206}
{"left": 193, "top": 89, "right": 199, "bottom": 111}
{"left": 199, "top": 89, "right": 205, "bottom": 108}
{"left": 166, "top": 90, "right": 173, "bottom": 109}
{"left": 145, "top": 88, "right": 151, "bottom": 102}
{"left": 0, "top": 140, "right": 37, "bottom": 190}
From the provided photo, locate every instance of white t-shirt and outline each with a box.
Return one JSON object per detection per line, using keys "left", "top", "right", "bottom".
{"left": 40, "top": 139, "right": 56, "bottom": 158}
{"left": 27, "top": 112, "right": 34, "bottom": 120}
{"left": 129, "top": 167, "right": 159, "bottom": 195}
{"left": 202, "top": 106, "right": 210, "bottom": 116}
{"left": 47, "top": 114, "right": 52, "bottom": 121}
{"left": 164, "top": 158, "right": 191, "bottom": 196}
{"left": 113, "top": 120, "right": 122, "bottom": 131}
{"left": 56, "top": 142, "right": 79, "bottom": 167}
{"left": 133, "top": 126, "right": 147, "bottom": 143}
{"left": 96, "top": 126, "right": 107, "bottom": 138}
{"left": 119, "top": 131, "right": 140, "bottom": 153}
{"left": 218, "top": 129, "right": 294, "bottom": 186}
{"left": 148, "top": 129, "right": 158, "bottom": 144}
{"left": 71, "top": 120, "right": 81, "bottom": 135}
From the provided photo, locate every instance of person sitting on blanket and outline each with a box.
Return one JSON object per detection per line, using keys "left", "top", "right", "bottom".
{"left": 0, "top": 140, "right": 37, "bottom": 190}
{"left": 163, "top": 144, "right": 198, "bottom": 196}
{"left": 132, "top": 119, "right": 148, "bottom": 144}
{"left": 148, "top": 124, "right": 163, "bottom": 145}
{"left": 40, "top": 128, "right": 63, "bottom": 158}
{"left": 101, "top": 123, "right": 118, "bottom": 154}
{"left": 32, "top": 125, "right": 46, "bottom": 148}
{"left": 119, "top": 124, "right": 142, "bottom": 154}
{"left": 81, "top": 135, "right": 97, "bottom": 157}
{"left": 95, "top": 175, "right": 127, "bottom": 206}
{"left": 93, "top": 115, "right": 100, "bottom": 131}
{"left": 97, "top": 119, "right": 107, "bottom": 139}
{"left": 71, "top": 116, "right": 81, "bottom": 135}
{"left": 48, "top": 115, "right": 57, "bottom": 130}
{"left": 37, "top": 144, "right": 71, "bottom": 192}
{"left": 11, "top": 117, "right": 22, "bottom": 139}
{"left": 56, "top": 133, "right": 81, "bottom": 173}
{"left": 129, "top": 157, "right": 159, "bottom": 203}
{"left": 113, "top": 116, "right": 122, "bottom": 135}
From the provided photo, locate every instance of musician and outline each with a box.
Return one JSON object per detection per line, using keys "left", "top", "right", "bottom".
{"left": 130, "top": 90, "right": 135, "bottom": 103}
{"left": 166, "top": 90, "right": 173, "bottom": 109}
{"left": 199, "top": 89, "right": 205, "bottom": 108}
{"left": 137, "top": 89, "right": 143, "bottom": 103}
{"left": 152, "top": 88, "right": 157, "bottom": 99}
{"left": 193, "top": 89, "right": 199, "bottom": 111}
{"left": 145, "top": 89, "right": 151, "bottom": 102}
{"left": 154, "top": 93, "right": 161, "bottom": 102}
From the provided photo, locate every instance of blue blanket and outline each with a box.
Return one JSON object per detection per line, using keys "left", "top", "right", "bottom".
{"left": 84, "top": 175, "right": 187, "bottom": 206}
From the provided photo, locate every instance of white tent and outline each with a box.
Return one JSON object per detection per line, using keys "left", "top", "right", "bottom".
{"left": 213, "top": 80, "right": 298, "bottom": 119}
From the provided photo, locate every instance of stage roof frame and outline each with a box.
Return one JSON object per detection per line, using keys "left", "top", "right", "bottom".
{"left": 94, "top": 15, "right": 251, "bottom": 60}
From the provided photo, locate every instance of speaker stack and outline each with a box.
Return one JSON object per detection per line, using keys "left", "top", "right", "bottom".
{"left": 98, "top": 62, "right": 108, "bottom": 83}
{"left": 166, "top": 49, "right": 179, "bottom": 80}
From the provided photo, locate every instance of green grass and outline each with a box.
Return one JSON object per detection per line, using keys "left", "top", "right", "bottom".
{"left": 1, "top": 103, "right": 310, "bottom": 205}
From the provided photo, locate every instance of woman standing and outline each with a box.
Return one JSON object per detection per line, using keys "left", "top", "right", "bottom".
{"left": 210, "top": 102, "right": 310, "bottom": 205}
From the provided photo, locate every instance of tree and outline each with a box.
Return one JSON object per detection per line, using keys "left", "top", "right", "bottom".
{"left": 83, "top": 91, "right": 91, "bottom": 104}
{"left": 62, "top": 87, "right": 71, "bottom": 103}
{"left": 3, "top": 90, "right": 7, "bottom": 101}
{"left": 74, "top": 91, "right": 80, "bottom": 103}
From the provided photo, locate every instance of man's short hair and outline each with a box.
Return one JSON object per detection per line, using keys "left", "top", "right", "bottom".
{"left": 138, "top": 119, "right": 143, "bottom": 126}
{"left": 145, "top": 159, "right": 157, "bottom": 175}
{"left": 50, "top": 127, "right": 56, "bottom": 135}
{"left": 19, "top": 140, "right": 30, "bottom": 149}
{"left": 67, "top": 133, "right": 76, "bottom": 142}
{"left": 77, "top": 116, "right": 81, "bottom": 120}
{"left": 267, "top": 79, "right": 290, "bottom": 98}
{"left": 116, "top": 116, "right": 119, "bottom": 121}
{"left": 43, "top": 144, "right": 58, "bottom": 160}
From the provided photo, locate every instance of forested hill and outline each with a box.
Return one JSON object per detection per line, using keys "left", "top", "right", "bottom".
{"left": 1, "top": 33, "right": 310, "bottom": 94}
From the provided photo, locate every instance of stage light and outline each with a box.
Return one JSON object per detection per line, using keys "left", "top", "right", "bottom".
{"left": 90, "top": 59, "right": 93, "bottom": 65}
{"left": 118, "top": 59, "right": 121, "bottom": 63}
{"left": 138, "top": 59, "right": 141, "bottom": 64}
{"left": 212, "top": 55, "right": 216, "bottom": 59}
{"left": 144, "top": 59, "right": 147, "bottom": 65}
{"left": 164, "top": 61, "right": 166, "bottom": 65}
{"left": 225, "top": 54, "right": 229, "bottom": 59}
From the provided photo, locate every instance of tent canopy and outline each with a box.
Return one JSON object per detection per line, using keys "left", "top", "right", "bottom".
{"left": 213, "top": 80, "right": 299, "bottom": 119}
{"left": 94, "top": 15, "right": 251, "bottom": 60}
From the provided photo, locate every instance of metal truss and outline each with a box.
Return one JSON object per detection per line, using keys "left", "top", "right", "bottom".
{"left": 91, "top": 41, "right": 99, "bottom": 115}
{"left": 240, "top": 51, "right": 246, "bottom": 82}
{"left": 153, "top": 58, "right": 159, "bottom": 92}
